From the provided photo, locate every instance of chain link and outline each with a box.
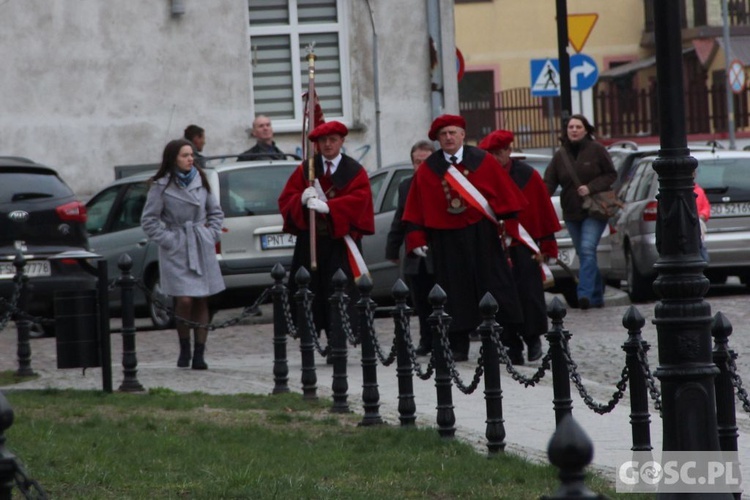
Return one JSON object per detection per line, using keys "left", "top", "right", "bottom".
{"left": 635, "top": 342, "right": 662, "bottom": 412}
{"left": 135, "top": 279, "right": 270, "bottom": 331}
{"left": 435, "top": 315, "right": 483, "bottom": 394}
{"left": 336, "top": 296, "right": 359, "bottom": 346}
{"left": 279, "top": 287, "right": 298, "bottom": 339}
{"left": 561, "top": 335, "right": 628, "bottom": 414}
{"left": 490, "top": 324, "right": 551, "bottom": 387}
{"left": 14, "top": 457, "right": 49, "bottom": 499}
{"left": 398, "top": 307, "right": 434, "bottom": 380}
{"left": 302, "top": 291, "right": 329, "bottom": 357}
{"left": 726, "top": 355, "right": 750, "bottom": 414}
{"left": 364, "top": 300, "right": 397, "bottom": 366}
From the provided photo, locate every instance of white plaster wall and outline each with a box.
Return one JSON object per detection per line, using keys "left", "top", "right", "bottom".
{"left": 0, "top": 0, "right": 451, "bottom": 195}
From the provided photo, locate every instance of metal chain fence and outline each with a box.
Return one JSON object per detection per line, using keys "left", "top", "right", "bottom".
{"left": 726, "top": 355, "right": 750, "bottom": 414}
{"left": 636, "top": 342, "right": 662, "bottom": 411}
{"left": 435, "top": 315, "right": 483, "bottom": 395}
{"left": 490, "top": 324, "right": 552, "bottom": 387}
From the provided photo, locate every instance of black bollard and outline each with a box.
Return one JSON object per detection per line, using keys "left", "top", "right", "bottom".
{"left": 392, "top": 279, "right": 416, "bottom": 427}
{"left": 429, "top": 285, "right": 456, "bottom": 438}
{"left": 0, "top": 391, "right": 15, "bottom": 498}
{"left": 294, "top": 267, "right": 318, "bottom": 400}
{"left": 116, "top": 254, "right": 144, "bottom": 392}
{"left": 328, "top": 269, "right": 350, "bottom": 413}
{"left": 13, "top": 252, "right": 34, "bottom": 377}
{"left": 621, "top": 306, "right": 652, "bottom": 452}
{"left": 542, "top": 414, "right": 605, "bottom": 499}
{"left": 356, "top": 273, "right": 382, "bottom": 426}
{"left": 711, "top": 313, "right": 740, "bottom": 476}
{"left": 271, "top": 263, "right": 290, "bottom": 395}
{"left": 478, "top": 292, "right": 505, "bottom": 455}
{"left": 546, "top": 297, "right": 572, "bottom": 426}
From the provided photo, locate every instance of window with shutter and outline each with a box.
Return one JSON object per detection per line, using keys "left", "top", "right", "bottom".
{"left": 248, "top": 0, "right": 349, "bottom": 130}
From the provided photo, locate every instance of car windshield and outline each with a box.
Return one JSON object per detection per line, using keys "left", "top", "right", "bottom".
{"left": 219, "top": 164, "right": 297, "bottom": 217}
{"left": 0, "top": 171, "right": 73, "bottom": 203}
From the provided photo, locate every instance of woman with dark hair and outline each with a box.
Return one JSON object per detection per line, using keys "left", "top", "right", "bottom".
{"left": 544, "top": 115, "right": 616, "bottom": 309}
{"left": 141, "top": 139, "right": 225, "bottom": 369}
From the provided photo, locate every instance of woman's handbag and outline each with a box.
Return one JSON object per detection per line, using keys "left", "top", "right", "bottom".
{"left": 560, "top": 150, "right": 622, "bottom": 219}
{"left": 582, "top": 190, "right": 622, "bottom": 219}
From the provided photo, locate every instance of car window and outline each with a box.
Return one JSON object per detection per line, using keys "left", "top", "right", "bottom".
{"left": 635, "top": 166, "right": 657, "bottom": 201}
{"left": 380, "top": 170, "right": 413, "bottom": 214}
{"left": 622, "top": 161, "right": 649, "bottom": 203}
{"left": 369, "top": 171, "right": 388, "bottom": 210}
{"left": 0, "top": 171, "right": 73, "bottom": 203}
{"left": 219, "top": 164, "right": 296, "bottom": 217}
{"left": 111, "top": 182, "right": 149, "bottom": 232}
{"left": 86, "top": 185, "right": 121, "bottom": 234}
{"left": 696, "top": 158, "right": 750, "bottom": 197}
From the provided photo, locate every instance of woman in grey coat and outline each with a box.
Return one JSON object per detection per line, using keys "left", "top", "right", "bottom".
{"left": 141, "top": 139, "right": 225, "bottom": 369}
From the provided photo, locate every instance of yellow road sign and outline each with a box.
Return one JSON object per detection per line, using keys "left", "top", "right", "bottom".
{"left": 568, "top": 13, "right": 598, "bottom": 53}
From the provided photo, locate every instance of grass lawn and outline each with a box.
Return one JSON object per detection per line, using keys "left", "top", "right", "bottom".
{"left": 0, "top": 377, "right": 653, "bottom": 499}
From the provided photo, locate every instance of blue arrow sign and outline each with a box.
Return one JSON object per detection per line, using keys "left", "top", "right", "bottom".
{"left": 570, "top": 53, "right": 598, "bottom": 91}
{"left": 530, "top": 58, "right": 561, "bottom": 97}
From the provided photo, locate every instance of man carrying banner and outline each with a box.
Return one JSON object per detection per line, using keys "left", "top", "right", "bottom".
{"left": 278, "top": 120, "right": 374, "bottom": 342}
{"left": 479, "top": 130, "right": 560, "bottom": 363}
{"left": 402, "top": 115, "right": 527, "bottom": 362}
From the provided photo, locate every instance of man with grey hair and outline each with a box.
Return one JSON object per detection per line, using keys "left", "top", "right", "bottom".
{"left": 238, "top": 115, "right": 285, "bottom": 161}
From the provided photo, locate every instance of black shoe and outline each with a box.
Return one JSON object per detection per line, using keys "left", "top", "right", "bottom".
{"left": 177, "top": 338, "right": 191, "bottom": 368}
{"left": 191, "top": 343, "right": 208, "bottom": 370}
{"left": 578, "top": 297, "right": 590, "bottom": 310}
{"left": 415, "top": 344, "right": 432, "bottom": 356}
{"left": 508, "top": 349, "right": 525, "bottom": 366}
{"left": 526, "top": 337, "right": 543, "bottom": 362}
{"left": 451, "top": 350, "right": 469, "bottom": 362}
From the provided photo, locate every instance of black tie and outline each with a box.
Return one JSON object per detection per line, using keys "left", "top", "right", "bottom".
{"left": 449, "top": 155, "right": 458, "bottom": 165}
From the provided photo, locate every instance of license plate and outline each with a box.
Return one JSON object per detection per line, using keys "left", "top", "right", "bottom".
{"left": 711, "top": 202, "right": 750, "bottom": 218}
{"left": 557, "top": 248, "right": 576, "bottom": 267}
{"left": 0, "top": 260, "right": 51, "bottom": 279}
{"left": 261, "top": 233, "right": 297, "bottom": 250}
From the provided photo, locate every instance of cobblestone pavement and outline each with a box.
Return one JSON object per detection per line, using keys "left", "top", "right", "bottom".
{"left": 2, "top": 285, "right": 750, "bottom": 495}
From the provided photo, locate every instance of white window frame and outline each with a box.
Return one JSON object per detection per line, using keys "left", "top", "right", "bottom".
{"left": 248, "top": 0, "right": 352, "bottom": 133}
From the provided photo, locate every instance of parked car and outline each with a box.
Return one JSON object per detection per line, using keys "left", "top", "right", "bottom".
{"left": 0, "top": 157, "right": 95, "bottom": 335}
{"left": 605, "top": 149, "right": 750, "bottom": 301}
{"left": 86, "top": 157, "right": 300, "bottom": 328}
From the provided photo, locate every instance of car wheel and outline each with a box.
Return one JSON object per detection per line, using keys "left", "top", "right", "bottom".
{"left": 147, "top": 274, "right": 174, "bottom": 330}
{"left": 626, "top": 247, "right": 654, "bottom": 302}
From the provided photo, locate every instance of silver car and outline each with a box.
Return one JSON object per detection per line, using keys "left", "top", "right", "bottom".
{"left": 606, "top": 149, "right": 750, "bottom": 301}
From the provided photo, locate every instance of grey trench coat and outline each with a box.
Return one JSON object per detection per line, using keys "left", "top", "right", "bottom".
{"left": 141, "top": 175, "right": 226, "bottom": 297}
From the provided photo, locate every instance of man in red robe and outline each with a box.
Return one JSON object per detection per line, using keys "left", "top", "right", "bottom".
{"left": 401, "top": 115, "right": 527, "bottom": 362}
{"left": 479, "top": 130, "right": 561, "bottom": 363}
{"left": 278, "top": 120, "right": 374, "bottom": 339}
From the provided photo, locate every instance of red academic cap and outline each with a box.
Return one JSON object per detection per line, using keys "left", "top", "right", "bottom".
{"left": 478, "top": 130, "right": 514, "bottom": 152}
{"left": 428, "top": 114, "right": 467, "bottom": 141}
{"left": 308, "top": 120, "right": 348, "bottom": 141}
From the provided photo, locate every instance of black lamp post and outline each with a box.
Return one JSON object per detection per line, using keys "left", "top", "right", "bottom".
{"left": 651, "top": 3, "right": 727, "bottom": 498}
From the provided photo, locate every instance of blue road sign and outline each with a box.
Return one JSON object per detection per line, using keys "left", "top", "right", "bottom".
{"left": 530, "top": 58, "right": 561, "bottom": 97}
{"left": 570, "top": 53, "right": 598, "bottom": 91}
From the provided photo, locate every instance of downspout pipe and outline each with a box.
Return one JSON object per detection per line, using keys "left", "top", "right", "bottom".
{"left": 426, "top": 0, "right": 445, "bottom": 120}
{"left": 365, "top": 0, "right": 382, "bottom": 169}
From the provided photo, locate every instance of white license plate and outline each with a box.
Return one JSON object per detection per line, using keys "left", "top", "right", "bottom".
{"left": 711, "top": 202, "right": 750, "bottom": 218}
{"left": 0, "top": 260, "right": 51, "bottom": 279}
{"left": 261, "top": 233, "right": 297, "bottom": 250}
{"left": 557, "top": 248, "right": 576, "bottom": 267}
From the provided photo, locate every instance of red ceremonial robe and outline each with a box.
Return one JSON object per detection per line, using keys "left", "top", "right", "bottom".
{"left": 506, "top": 159, "right": 561, "bottom": 342}
{"left": 401, "top": 145, "right": 527, "bottom": 334}
{"left": 278, "top": 154, "right": 374, "bottom": 335}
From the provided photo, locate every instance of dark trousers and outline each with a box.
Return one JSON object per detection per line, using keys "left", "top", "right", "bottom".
{"left": 405, "top": 260, "right": 435, "bottom": 349}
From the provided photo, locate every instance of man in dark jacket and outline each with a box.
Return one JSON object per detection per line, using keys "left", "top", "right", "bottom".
{"left": 238, "top": 115, "right": 285, "bottom": 161}
{"left": 385, "top": 140, "right": 436, "bottom": 355}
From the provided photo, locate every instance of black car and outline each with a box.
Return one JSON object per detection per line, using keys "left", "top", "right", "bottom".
{"left": 0, "top": 157, "right": 95, "bottom": 335}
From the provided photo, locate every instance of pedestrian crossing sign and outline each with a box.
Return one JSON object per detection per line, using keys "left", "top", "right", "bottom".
{"left": 530, "top": 58, "right": 561, "bottom": 97}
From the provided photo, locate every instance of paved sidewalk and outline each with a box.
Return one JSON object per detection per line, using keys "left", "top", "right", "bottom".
{"left": 2, "top": 290, "right": 750, "bottom": 496}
